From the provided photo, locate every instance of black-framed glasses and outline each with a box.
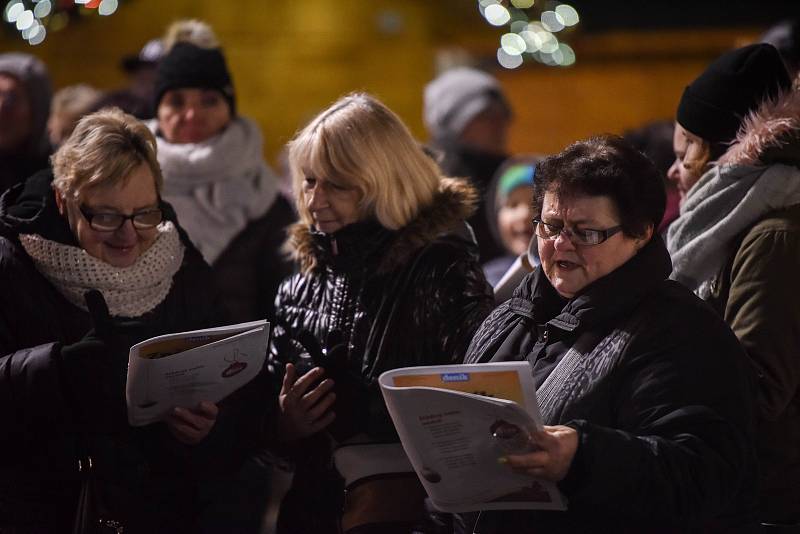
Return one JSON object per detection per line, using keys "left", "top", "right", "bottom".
{"left": 79, "top": 205, "right": 163, "bottom": 232}
{"left": 532, "top": 218, "right": 623, "bottom": 246}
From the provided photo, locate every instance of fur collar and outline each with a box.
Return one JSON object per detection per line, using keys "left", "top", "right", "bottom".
{"left": 287, "top": 177, "right": 478, "bottom": 274}
{"left": 718, "top": 77, "right": 800, "bottom": 166}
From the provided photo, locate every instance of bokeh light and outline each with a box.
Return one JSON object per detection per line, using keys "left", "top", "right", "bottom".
{"left": 555, "top": 4, "right": 580, "bottom": 26}
{"left": 98, "top": 0, "right": 117, "bottom": 16}
{"left": 478, "top": 0, "right": 498, "bottom": 16}
{"left": 33, "top": 0, "right": 51, "bottom": 19}
{"left": 538, "top": 31, "right": 559, "bottom": 53}
{"left": 4, "top": 1, "right": 23, "bottom": 23}
{"left": 541, "top": 10, "right": 565, "bottom": 32}
{"left": 509, "top": 19, "right": 527, "bottom": 33}
{"left": 28, "top": 24, "right": 45, "bottom": 45}
{"left": 21, "top": 19, "right": 38, "bottom": 38}
{"left": 497, "top": 47, "right": 524, "bottom": 69}
{"left": 501, "top": 32, "right": 527, "bottom": 56}
{"left": 484, "top": 3, "right": 511, "bottom": 26}
{"left": 511, "top": 0, "right": 535, "bottom": 8}
{"left": 558, "top": 43, "right": 576, "bottom": 66}
{"left": 520, "top": 30, "right": 542, "bottom": 52}
{"left": 15, "top": 9, "right": 33, "bottom": 30}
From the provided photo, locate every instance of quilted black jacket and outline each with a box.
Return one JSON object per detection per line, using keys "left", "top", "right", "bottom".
{"left": 270, "top": 177, "right": 494, "bottom": 533}
{"left": 462, "top": 236, "right": 759, "bottom": 533}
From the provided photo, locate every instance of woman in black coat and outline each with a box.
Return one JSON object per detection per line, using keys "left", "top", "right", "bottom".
{"left": 463, "top": 135, "right": 759, "bottom": 533}
{"left": 270, "top": 93, "right": 494, "bottom": 534}
{"left": 0, "top": 108, "right": 272, "bottom": 533}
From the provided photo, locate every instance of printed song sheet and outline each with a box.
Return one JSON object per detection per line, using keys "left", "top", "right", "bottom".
{"left": 379, "top": 362, "right": 566, "bottom": 512}
{"left": 126, "top": 320, "right": 269, "bottom": 426}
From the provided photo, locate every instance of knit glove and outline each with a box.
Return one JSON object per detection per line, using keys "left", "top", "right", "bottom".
{"left": 59, "top": 290, "right": 154, "bottom": 431}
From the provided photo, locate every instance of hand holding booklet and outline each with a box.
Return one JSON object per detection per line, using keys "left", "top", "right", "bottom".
{"left": 378, "top": 362, "right": 566, "bottom": 513}
{"left": 126, "top": 320, "right": 270, "bottom": 426}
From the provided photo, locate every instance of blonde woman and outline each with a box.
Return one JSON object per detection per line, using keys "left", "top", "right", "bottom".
{"left": 0, "top": 108, "right": 271, "bottom": 533}
{"left": 271, "top": 93, "right": 494, "bottom": 534}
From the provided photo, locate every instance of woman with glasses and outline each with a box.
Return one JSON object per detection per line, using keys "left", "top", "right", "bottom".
{"left": 462, "top": 135, "right": 759, "bottom": 533}
{"left": 0, "top": 108, "right": 270, "bottom": 533}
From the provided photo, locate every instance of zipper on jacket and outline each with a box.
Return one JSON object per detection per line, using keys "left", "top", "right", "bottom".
{"left": 331, "top": 236, "right": 339, "bottom": 256}
{"left": 539, "top": 326, "right": 549, "bottom": 343}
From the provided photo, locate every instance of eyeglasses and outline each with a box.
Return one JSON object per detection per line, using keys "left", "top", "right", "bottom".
{"left": 532, "top": 218, "right": 622, "bottom": 246}
{"left": 79, "top": 205, "right": 163, "bottom": 232}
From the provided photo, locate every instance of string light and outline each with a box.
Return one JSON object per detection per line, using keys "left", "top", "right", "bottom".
{"left": 477, "top": 0, "right": 580, "bottom": 68}
{"left": 2, "top": 0, "right": 125, "bottom": 45}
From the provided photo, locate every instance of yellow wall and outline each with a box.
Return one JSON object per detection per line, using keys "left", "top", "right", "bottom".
{"left": 489, "top": 29, "right": 760, "bottom": 155}
{"left": 1, "top": 1, "right": 762, "bottom": 163}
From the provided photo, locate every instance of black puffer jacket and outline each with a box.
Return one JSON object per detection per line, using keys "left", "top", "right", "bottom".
{"left": 463, "top": 236, "right": 759, "bottom": 533}
{"left": 270, "top": 178, "right": 494, "bottom": 533}
{"left": 0, "top": 171, "right": 275, "bottom": 533}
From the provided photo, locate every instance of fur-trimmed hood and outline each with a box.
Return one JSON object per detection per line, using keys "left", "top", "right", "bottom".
{"left": 287, "top": 177, "right": 479, "bottom": 274}
{"left": 718, "top": 77, "right": 800, "bottom": 167}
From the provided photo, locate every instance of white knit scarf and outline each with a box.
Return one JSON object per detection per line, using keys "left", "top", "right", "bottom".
{"left": 19, "top": 222, "right": 185, "bottom": 318}
{"left": 148, "top": 117, "right": 279, "bottom": 264}
{"left": 667, "top": 163, "right": 800, "bottom": 297}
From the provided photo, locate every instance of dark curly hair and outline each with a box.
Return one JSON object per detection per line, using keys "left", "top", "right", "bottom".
{"left": 533, "top": 135, "right": 666, "bottom": 239}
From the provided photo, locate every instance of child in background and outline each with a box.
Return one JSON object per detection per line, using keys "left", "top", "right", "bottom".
{"left": 483, "top": 157, "right": 539, "bottom": 287}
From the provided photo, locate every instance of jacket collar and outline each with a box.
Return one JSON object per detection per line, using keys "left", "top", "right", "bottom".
{"left": 513, "top": 234, "right": 673, "bottom": 332}
{"left": 718, "top": 78, "right": 800, "bottom": 167}
{"left": 286, "top": 177, "right": 479, "bottom": 274}
{"left": 0, "top": 168, "right": 77, "bottom": 245}
{"left": 307, "top": 219, "right": 394, "bottom": 273}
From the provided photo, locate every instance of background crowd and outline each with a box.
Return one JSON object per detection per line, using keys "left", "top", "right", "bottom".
{"left": 0, "top": 12, "right": 798, "bottom": 534}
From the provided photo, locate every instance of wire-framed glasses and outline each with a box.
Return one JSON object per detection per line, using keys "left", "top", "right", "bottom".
{"left": 532, "top": 218, "right": 622, "bottom": 246}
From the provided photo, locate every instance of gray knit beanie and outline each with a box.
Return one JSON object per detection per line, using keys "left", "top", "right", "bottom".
{"left": 423, "top": 67, "right": 511, "bottom": 144}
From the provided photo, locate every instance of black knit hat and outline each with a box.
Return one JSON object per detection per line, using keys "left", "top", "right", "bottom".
{"left": 153, "top": 42, "right": 235, "bottom": 115}
{"left": 677, "top": 43, "right": 791, "bottom": 145}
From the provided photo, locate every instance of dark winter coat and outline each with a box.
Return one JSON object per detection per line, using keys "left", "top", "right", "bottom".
{"left": 213, "top": 194, "right": 296, "bottom": 324}
{"left": 463, "top": 235, "right": 759, "bottom": 533}
{"left": 270, "top": 178, "right": 494, "bottom": 533}
{"left": 434, "top": 141, "right": 508, "bottom": 263}
{"left": 0, "top": 170, "right": 275, "bottom": 533}
{"left": 703, "top": 85, "right": 800, "bottom": 524}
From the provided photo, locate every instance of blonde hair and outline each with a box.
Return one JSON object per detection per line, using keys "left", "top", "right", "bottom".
{"left": 163, "top": 19, "right": 219, "bottom": 51}
{"left": 52, "top": 108, "right": 163, "bottom": 201}
{"left": 288, "top": 93, "right": 442, "bottom": 229}
{"left": 51, "top": 84, "right": 103, "bottom": 118}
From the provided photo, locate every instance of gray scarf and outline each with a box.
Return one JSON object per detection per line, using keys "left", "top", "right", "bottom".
{"left": 667, "top": 163, "right": 800, "bottom": 297}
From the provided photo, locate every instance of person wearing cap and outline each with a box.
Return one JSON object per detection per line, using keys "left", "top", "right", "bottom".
{"left": 92, "top": 38, "right": 163, "bottom": 120}
{"left": 424, "top": 67, "right": 513, "bottom": 264}
{"left": 483, "top": 156, "right": 539, "bottom": 287}
{"left": 148, "top": 20, "right": 294, "bottom": 325}
{"left": 0, "top": 52, "right": 52, "bottom": 194}
{"left": 667, "top": 43, "right": 800, "bottom": 527}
